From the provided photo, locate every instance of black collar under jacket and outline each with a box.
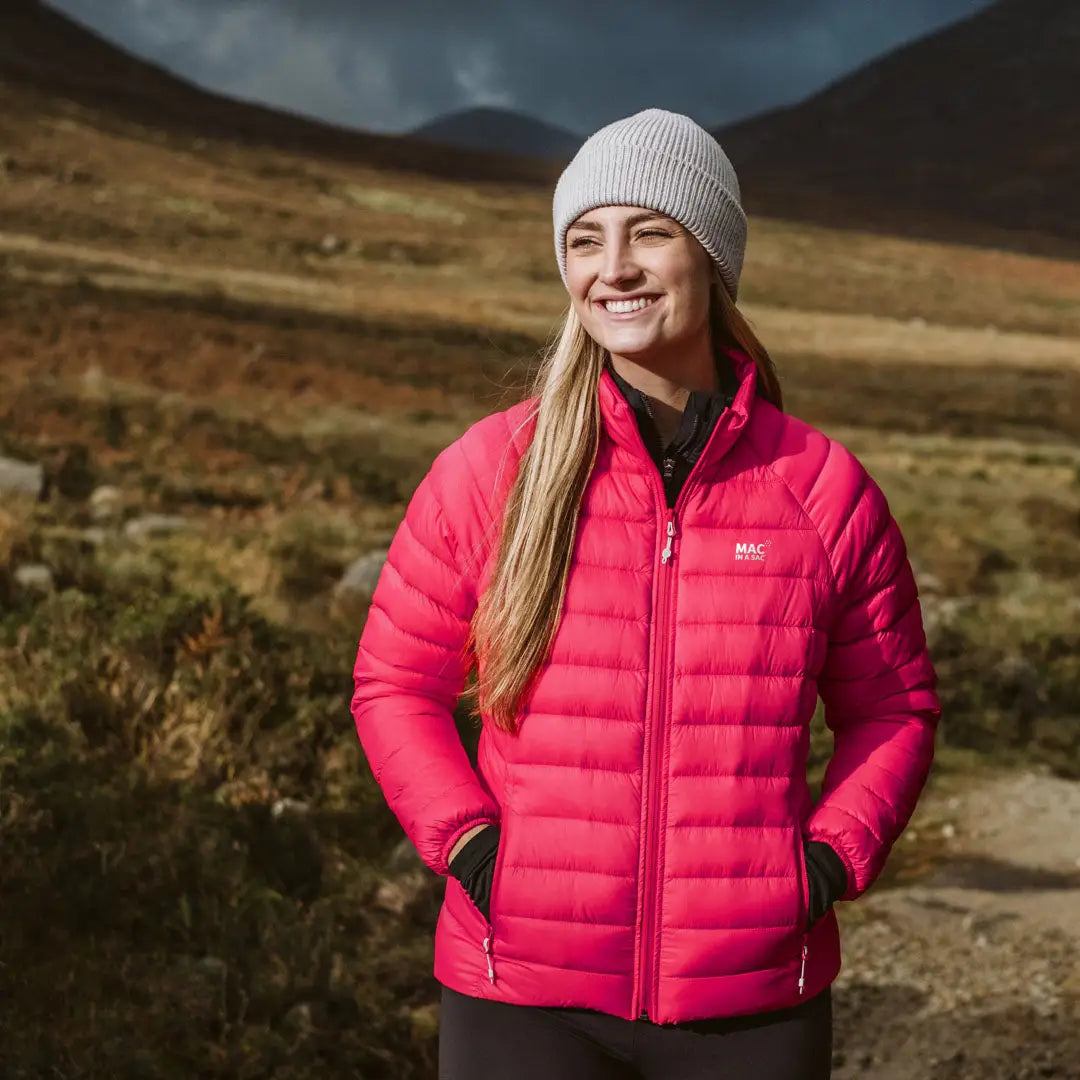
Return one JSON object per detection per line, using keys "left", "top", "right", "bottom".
{"left": 604, "top": 350, "right": 740, "bottom": 508}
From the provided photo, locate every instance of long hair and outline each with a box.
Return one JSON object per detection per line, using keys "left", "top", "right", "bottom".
{"left": 459, "top": 262, "right": 782, "bottom": 734}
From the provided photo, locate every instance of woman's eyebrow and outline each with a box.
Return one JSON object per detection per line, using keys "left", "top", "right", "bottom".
{"left": 568, "top": 211, "right": 668, "bottom": 233}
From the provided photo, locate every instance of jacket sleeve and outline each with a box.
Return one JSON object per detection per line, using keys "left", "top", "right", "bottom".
{"left": 350, "top": 449, "right": 500, "bottom": 877}
{"left": 805, "top": 467, "right": 941, "bottom": 902}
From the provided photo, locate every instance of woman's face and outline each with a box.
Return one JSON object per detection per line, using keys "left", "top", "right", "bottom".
{"left": 564, "top": 205, "right": 713, "bottom": 366}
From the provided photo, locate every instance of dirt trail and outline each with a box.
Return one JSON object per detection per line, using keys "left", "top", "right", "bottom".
{"left": 833, "top": 766, "right": 1080, "bottom": 1079}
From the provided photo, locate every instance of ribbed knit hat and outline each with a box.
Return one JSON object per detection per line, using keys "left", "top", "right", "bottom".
{"left": 553, "top": 108, "right": 746, "bottom": 300}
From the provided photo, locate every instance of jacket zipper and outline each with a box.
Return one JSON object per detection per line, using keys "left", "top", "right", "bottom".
{"left": 636, "top": 511, "right": 676, "bottom": 1020}
{"left": 630, "top": 382, "right": 741, "bottom": 1021}
{"left": 632, "top": 401, "right": 734, "bottom": 1022}
{"left": 633, "top": 501, "right": 812, "bottom": 1013}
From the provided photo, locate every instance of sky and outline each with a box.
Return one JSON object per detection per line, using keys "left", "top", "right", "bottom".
{"left": 45, "top": 0, "right": 995, "bottom": 137}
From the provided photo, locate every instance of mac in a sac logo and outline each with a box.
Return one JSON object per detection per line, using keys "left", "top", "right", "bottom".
{"left": 734, "top": 539, "right": 773, "bottom": 562}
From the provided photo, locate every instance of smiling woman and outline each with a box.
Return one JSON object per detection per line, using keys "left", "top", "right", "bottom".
{"left": 350, "top": 107, "right": 940, "bottom": 1080}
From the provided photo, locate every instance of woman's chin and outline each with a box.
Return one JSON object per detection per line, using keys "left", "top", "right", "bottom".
{"left": 595, "top": 331, "right": 666, "bottom": 358}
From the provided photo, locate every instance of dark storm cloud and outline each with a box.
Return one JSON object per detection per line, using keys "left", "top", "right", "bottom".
{"left": 45, "top": 0, "right": 994, "bottom": 135}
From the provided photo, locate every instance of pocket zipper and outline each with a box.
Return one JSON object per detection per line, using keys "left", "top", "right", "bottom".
{"left": 482, "top": 928, "right": 496, "bottom": 985}
{"left": 796, "top": 833, "right": 810, "bottom": 995}
{"left": 478, "top": 820, "right": 507, "bottom": 985}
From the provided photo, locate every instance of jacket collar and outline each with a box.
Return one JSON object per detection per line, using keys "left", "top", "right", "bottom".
{"left": 604, "top": 350, "right": 738, "bottom": 462}
{"left": 597, "top": 347, "right": 758, "bottom": 475}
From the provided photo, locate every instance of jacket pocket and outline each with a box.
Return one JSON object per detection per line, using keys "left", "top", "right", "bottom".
{"left": 487, "top": 812, "right": 510, "bottom": 933}
{"left": 794, "top": 829, "right": 811, "bottom": 935}
{"left": 793, "top": 828, "right": 812, "bottom": 995}
{"left": 449, "top": 871, "right": 487, "bottom": 929}
{"left": 478, "top": 816, "right": 510, "bottom": 986}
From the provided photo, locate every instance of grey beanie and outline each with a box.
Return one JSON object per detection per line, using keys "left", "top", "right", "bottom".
{"left": 552, "top": 107, "right": 746, "bottom": 300}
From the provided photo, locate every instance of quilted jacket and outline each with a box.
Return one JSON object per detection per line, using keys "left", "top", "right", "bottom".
{"left": 351, "top": 347, "right": 941, "bottom": 1024}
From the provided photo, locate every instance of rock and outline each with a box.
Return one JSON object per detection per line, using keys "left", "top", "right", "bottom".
{"left": 197, "top": 956, "right": 227, "bottom": 978}
{"left": 373, "top": 877, "right": 412, "bottom": 916}
{"left": 333, "top": 548, "right": 390, "bottom": 603}
{"left": 81, "top": 364, "right": 108, "bottom": 398}
{"left": 0, "top": 455, "right": 44, "bottom": 498}
{"left": 386, "top": 836, "right": 424, "bottom": 874}
{"left": 319, "top": 233, "right": 347, "bottom": 255}
{"left": 123, "top": 513, "right": 190, "bottom": 541}
{"left": 282, "top": 1002, "right": 313, "bottom": 1036}
{"left": 13, "top": 564, "right": 54, "bottom": 592}
{"left": 271, "top": 797, "right": 310, "bottom": 820}
{"left": 373, "top": 870, "right": 427, "bottom": 916}
{"left": 80, "top": 526, "right": 109, "bottom": 546}
{"left": 89, "top": 484, "right": 124, "bottom": 523}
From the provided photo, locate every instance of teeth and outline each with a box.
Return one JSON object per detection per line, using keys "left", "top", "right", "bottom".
{"left": 603, "top": 296, "right": 657, "bottom": 313}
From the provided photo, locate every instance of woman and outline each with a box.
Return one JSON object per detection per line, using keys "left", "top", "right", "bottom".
{"left": 351, "top": 108, "right": 940, "bottom": 1079}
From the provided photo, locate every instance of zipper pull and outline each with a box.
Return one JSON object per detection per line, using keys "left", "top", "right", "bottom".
{"left": 482, "top": 934, "right": 496, "bottom": 984}
{"left": 797, "top": 939, "right": 808, "bottom": 995}
{"left": 660, "top": 519, "right": 675, "bottom": 564}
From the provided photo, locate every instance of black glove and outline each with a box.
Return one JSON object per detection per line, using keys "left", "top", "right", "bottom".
{"left": 803, "top": 839, "right": 847, "bottom": 930}
{"left": 448, "top": 825, "right": 501, "bottom": 922}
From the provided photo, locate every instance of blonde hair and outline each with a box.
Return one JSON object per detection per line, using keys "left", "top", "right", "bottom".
{"left": 459, "top": 264, "right": 782, "bottom": 734}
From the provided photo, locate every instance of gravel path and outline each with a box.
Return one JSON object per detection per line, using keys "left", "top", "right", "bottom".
{"left": 832, "top": 766, "right": 1080, "bottom": 1079}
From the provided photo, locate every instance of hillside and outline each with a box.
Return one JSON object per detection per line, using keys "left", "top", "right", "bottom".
{"left": 6, "top": 1, "right": 1080, "bottom": 259}
{"left": 0, "top": 0, "right": 557, "bottom": 185}
{"left": 410, "top": 106, "right": 583, "bottom": 159}
{"left": 716, "top": 0, "right": 1080, "bottom": 257}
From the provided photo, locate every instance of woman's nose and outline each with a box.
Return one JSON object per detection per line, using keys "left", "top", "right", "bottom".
{"left": 598, "top": 236, "right": 640, "bottom": 284}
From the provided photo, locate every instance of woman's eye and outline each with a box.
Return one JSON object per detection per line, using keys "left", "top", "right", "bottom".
{"left": 570, "top": 230, "right": 667, "bottom": 249}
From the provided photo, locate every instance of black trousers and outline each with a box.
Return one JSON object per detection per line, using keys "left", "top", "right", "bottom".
{"left": 438, "top": 983, "right": 832, "bottom": 1080}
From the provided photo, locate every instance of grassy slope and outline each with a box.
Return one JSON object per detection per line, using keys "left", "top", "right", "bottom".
{"left": 1, "top": 79, "right": 1079, "bottom": 1076}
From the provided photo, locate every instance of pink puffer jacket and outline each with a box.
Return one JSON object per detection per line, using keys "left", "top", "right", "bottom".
{"left": 351, "top": 348, "right": 940, "bottom": 1024}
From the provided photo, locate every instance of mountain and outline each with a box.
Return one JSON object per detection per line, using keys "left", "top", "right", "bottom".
{"left": 4, "top": 0, "right": 1078, "bottom": 257}
{"left": 0, "top": 0, "right": 558, "bottom": 185}
{"left": 714, "top": 0, "right": 1080, "bottom": 256}
{"left": 410, "top": 107, "right": 583, "bottom": 160}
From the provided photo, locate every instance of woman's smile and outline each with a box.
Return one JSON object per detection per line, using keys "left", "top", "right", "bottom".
{"left": 595, "top": 294, "right": 663, "bottom": 320}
